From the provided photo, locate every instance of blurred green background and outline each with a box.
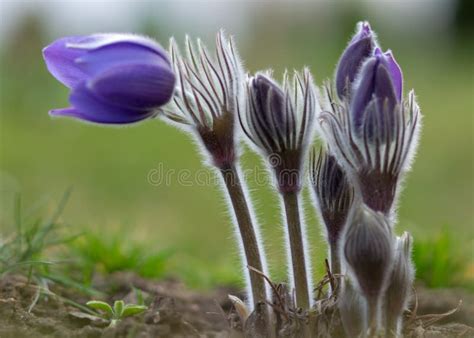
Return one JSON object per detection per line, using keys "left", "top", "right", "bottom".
{"left": 1, "top": 0, "right": 473, "bottom": 288}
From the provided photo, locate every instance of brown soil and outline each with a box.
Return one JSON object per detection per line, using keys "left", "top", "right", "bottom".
{"left": 0, "top": 273, "right": 472, "bottom": 337}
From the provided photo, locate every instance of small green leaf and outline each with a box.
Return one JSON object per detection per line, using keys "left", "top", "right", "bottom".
{"left": 122, "top": 304, "right": 148, "bottom": 318}
{"left": 86, "top": 300, "right": 113, "bottom": 318}
{"left": 113, "top": 300, "right": 125, "bottom": 318}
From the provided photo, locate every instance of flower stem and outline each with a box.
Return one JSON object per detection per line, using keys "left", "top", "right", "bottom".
{"left": 282, "top": 191, "right": 311, "bottom": 309}
{"left": 220, "top": 164, "right": 267, "bottom": 307}
{"left": 329, "top": 244, "right": 341, "bottom": 296}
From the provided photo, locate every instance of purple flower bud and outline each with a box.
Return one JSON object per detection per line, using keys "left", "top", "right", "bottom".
{"left": 240, "top": 70, "right": 317, "bottom": 193}
{"left": 43, "top": 34, "right": 175, "bottom": 124}
{"left": 350, "top": 48, "right": 403, "bottom": 136}
{"left": 335, "top": 21, "right": 376, "bottom": 98}
{"left": 343, "top": 205, "right": 394, "bottom": 330}
{"left": 311, "top": 149, "right": 354, "bottom": 274}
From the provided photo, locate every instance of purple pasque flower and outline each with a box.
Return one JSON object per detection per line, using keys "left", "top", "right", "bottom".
{"left": 351, "top": 47, "right": 403, "bottom": 135}
{"left": 43, "top": 34, "right": 175, "bottom": 124}
{"left": 335, "top": 21, "right": 377, "bottom": 98}
{"left": 239, "top": 70, "right": 318, "bottom": 193}
{"left": 319, "top": 21, "right": 421, "bottom": 216}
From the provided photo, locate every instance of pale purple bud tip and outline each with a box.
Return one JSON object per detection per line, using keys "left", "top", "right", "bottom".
{"left": 251, "top": 74, "right": 286, "bottom": 130}
{"left": 335, "top": 21, "right": 376, "bottom": 98}
{"left": 350, "top": 48, "right": 403, "bottom": 137}
{"left": 43, "top": 33, "right": 176, "bottom": 124}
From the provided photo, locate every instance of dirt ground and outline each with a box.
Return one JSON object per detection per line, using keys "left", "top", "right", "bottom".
{"left": 0, "top": 273, "right": 472, "bottom": 337}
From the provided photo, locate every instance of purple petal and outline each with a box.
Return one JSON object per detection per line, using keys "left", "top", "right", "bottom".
{"left": 383, "top": 50, "right": 403, "bottom": 101}
{"left": 350, "top": 58, "right": 378, "bottom": 129}
{"left": 88, "top": 62, "right": 176, "bottom": 110}
{"left": 67, "top": 83, "right": 154, "bottom": 124}
{"left": 49, "top": 107, "right": 82, "bottom": 118}
{"left": 336, "top": 21, "right": 378, "bottom": 99}
{"left": 75, "top": 43, "right": 168, "bottom": 79}
{"left": 336, "top": 37, "right": 375, "bottom": 98}
{"left": 66, "top": 33, "right": 170, "bottom": 64}
{"left": 42, "top": 36, "right": 89, "bottom": 88}
{"left": 253, "top": 74, "right": 285, "bottom": 130}
{"left": 374, "top": 63, "right": 397, "bottom": 110}
{"left": 350, "top": 21, "right": 373, "bottom": 44}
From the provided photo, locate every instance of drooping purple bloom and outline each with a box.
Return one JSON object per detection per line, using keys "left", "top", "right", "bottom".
{"left": 350, "top": 48, "right": 403, "bottom": 137}
{"left": 335, "top": 21, "right": 377, "bottom": 98}
{"left": 43, "top": 34, "right": 175, "bottom": 124}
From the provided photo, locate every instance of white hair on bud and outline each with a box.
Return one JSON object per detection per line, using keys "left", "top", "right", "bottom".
{"left": 385, "top": 232, "right": 415, "bottom": 336}
{"left": 318, "top": 80, "right": 422, "bottom": 219}
{"left": 340, "top": 203, "right": 395, "bottom": 332}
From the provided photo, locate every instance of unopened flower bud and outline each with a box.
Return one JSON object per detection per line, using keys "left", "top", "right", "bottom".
{"left": 385, "top": 232, "right": 414, "bottom": 337}
{"left": 311, "top": 148, "right": 354, "bottom": 274}
{"left": 240, "top": 70, "right": 317, "bottom": 193}
{"left": 343, "top": 204, "right": 394, "bottom": 330}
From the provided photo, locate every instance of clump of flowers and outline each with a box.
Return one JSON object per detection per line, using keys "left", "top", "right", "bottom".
{"left": 43, "top": 21, "right": 422, "bottom": 337}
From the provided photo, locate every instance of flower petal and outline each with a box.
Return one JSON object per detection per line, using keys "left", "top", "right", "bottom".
{"left": 349, "top": 21, "right": 373, "bottom": 44}
{"left": 49, "top": 107, "right": 83, "bottom": 118}
{"left": 336, "top": 21, "right": 376, "bottom": 98}
{"left": 336, "top": 37, "right": 375, "bottom": 98}
{"left": 88, "top": 62, "right": 175, "bottom": 110}
{"left": 66, "top": 33, "right": 170, "bottom": 63}
{"left": 350, "top": 58, "right": 378, "bottom": 129}
{"left": 68, "top": 83, "right": 154, "bottom": 124}
{"left": 42, "top": 36, "right": 89, "bottom": 88}
{"left": 75, "top": 42, "right": 168, "bottom": 78}
{"left": 374, "top": 63, "right": 397, "bottom": 114}
{"left": 383, "top": 51, "right": 403, "bottom": 101}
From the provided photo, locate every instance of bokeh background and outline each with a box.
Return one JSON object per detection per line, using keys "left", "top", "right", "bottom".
{"left": 1, "top": 0, "right": 473, "bottom": 289}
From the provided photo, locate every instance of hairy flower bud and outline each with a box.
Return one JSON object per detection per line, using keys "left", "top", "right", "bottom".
{"left": 335, "top": 21, "right": 376, "bottom": 98}
{"left": 310, "top": 148, "right": 354, "bottom": 274}
{"left": 319, "top": 22, "right": 420, "bottom": 216}
{"left": 240, "top": 70, "right": 318, "bottom": 193}
{"left": 385, "top": 232, "right": 414, "bottom": 337}
{"left": 162, "top": 32, "right": 244, "bottom": 168}
{"left": 43, "top": 34, "right": 175, "bottom": 124}
{"left": 343, "top": 205, "right": 394, "bottom": 330}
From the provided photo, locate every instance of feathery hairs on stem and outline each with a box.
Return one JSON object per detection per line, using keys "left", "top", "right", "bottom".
{"left": 319, "top": 83, "right": 421, "bottom": 217}
{"left": 239, "top": 69, "right": 318, "bottom": 309}
{"left": 310, "top": 147, "right": 354, "bottom": 277}
{"left": 160, "top": 31, "right": 269, "bottom": 310}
